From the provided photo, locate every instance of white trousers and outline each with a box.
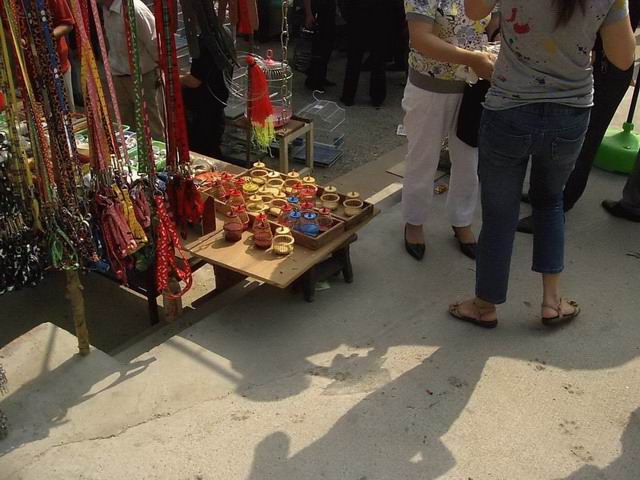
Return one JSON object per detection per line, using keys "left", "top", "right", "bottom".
{"left": 401, "top": 81, "right": 479, "bottom": 228}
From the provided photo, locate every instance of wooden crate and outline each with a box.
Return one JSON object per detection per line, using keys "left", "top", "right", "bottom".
{"left": 202, "top": 166, "right": 373, "bottom": 249}
{"left": 316, "top": 186, "right": 374, "bottom": 230}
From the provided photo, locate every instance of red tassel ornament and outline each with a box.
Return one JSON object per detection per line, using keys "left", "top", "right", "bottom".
{"left": 246, "top": 55, "right": 275, "bottom": 150}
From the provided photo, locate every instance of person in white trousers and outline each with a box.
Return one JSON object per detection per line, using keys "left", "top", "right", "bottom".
{"left": 402, "top": 0, "right": 497, "bottom": 260}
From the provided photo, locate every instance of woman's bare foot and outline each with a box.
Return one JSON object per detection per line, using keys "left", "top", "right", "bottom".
{"left": 541, "top": 298, "right": 580, "bottom": 321}
{"left": 449, "top": 297, "right": 498, "bottom": 328}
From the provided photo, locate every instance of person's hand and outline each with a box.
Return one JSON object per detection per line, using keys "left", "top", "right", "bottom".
{"left": 469, "top": 51, "right": 495, "bottom": 80}
{"left": 305, "top": 13, "right": 316, "bottom": 30}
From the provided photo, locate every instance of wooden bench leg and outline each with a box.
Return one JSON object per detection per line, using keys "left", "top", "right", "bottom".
{"left": 213, "top": 265, "right": 246, "bottom": 293}
{"left": 147, "top": 293, "right": 160, "bottom": 325}
{"left": 302, "top": 268, "right": 317, "bottom": 303}
{"left": 146, "top": 268, "right": 160, "bottom": 325}
{"left": 163, "top": 277, "right": 183, "bottom": 322}
{"left": 334, "top": 243, "right": 354, "bottom": 284}
{"left": 294, "top": 235, "right": 358, "bottom": 302}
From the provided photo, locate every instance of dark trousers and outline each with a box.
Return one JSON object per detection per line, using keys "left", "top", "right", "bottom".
{"left": 621, "top": 152, "right": 640, "bottom": 214}
{"left": 307, "top": 0, "right": 336, "bottom": 88}
{"left": 183, "top": 88, "right": 226, "bottom": 159}
{"left": 389, "top": 0, "right": 408, "bottom": 69}
{"left": 341, "top": 1, "right": 386, "bottom": 105}
{"left": 563, "top": 51, "right": 634, "bottom": 211}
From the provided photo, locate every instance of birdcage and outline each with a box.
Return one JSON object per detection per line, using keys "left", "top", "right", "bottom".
{"left": 296, "top": 94, "right": 346, "bottom": 166}
{"left": 226, "top": 50, "right": 293, "bottom": 128}
{"left": 225, "top": 0, "right": 294, "bottom": 127}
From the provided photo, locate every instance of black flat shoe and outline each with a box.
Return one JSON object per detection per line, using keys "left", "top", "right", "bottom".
{"left": 458, "top": 241, "right": 476, "bottom": 260}
{"left": 404, "top": 226, "right": 425, "bottom": 260}
{"left": 517, "top": 215, "right": 534, "bottom": 234}
{"left": 602, "top": 200, "right": 640, "bottom": 222}
{"left": 521, "top": 192, "right": 531, "bottom": 204}
{"left": 452, "top": 227, "right": 476, "bottom": 260}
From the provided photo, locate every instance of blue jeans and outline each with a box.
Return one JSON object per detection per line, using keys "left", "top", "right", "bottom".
{"left": 476, "top": 104, "right": 590, "bottom": 304}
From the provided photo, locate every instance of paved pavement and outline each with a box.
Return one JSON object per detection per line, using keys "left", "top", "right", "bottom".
{"left": 1, "top": 163, "right": 639, "bottom": 479}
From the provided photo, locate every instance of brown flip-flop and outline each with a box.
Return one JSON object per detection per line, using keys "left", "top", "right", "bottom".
{"left": 541, "top": 299, "right": 580, "bottom": 326}
{"left": 449, "top": 302, "right": 498, "bottom": 329}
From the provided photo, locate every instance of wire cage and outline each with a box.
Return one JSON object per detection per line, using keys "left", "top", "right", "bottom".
{"left": 298, "top": 95, "right": 345, "bottom": 145}
{"left": 226, "top": 49, "right": 294, "bottom": 128}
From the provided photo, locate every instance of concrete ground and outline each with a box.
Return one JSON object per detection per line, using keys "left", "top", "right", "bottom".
{"left": 1, "top": 161, "right": 640, "bottom": 479}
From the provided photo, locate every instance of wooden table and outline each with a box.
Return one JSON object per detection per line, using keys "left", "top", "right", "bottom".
{"left": 185, "top": 211, "right": 372, "bottom": 302}
{"left": 275, "top": 117, "right": 314, "bottom": 175}
{"left": 227, "top": 115, "right": 315, "bottom": 175}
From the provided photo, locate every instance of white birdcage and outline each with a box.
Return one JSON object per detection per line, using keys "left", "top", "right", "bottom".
{"left": 296, "top": 94, "right": 346, "bottom": 167}
{"left": 298, "top": 94, "right": 345, "bottom": 148}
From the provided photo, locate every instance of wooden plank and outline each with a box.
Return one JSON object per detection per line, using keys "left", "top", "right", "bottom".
{"left": 185, "top": 215, "right": 375, "bottom": 289}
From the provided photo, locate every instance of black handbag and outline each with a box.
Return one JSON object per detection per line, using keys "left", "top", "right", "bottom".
{"left": 456, "top": 79, "right": 490, "bottom": 148}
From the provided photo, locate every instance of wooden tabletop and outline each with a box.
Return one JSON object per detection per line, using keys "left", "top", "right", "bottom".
{"left": 228, "top": 115, "right": 311, "bottom": 137}
{"left": 185, "top": 213, "right": 372, "bottom": 289}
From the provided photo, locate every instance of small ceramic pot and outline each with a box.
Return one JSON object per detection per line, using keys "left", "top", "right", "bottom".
{"left": 300, "top": 185, "right": 318, "bottom": 201}
{"left": 323, "top": 185, "right": 337, "bottom": 195}
{"left": 284, "top": 178, "right": 300, "bottom": 189}
{"left": 287, "top": 170, "right": 301, "bottom": 180}
{"left": 242, "top": 181, "right": 260, "bottom": 197}
{"left": 272, "top": 235, "right": 295, "bottom": 255}
{"left": 250, "top": 169, "right": 269, "bottom": 184}
{"left": 267, "top": 171, "right": 281, "bottom": 180}
{"left": 248, "top": 194, "right": 263, "bottom": 204}
{"left": 302, "top": 175, "right": 316, "bottom": 185}
{"left": 343, "top": 199, "right": 364, "bottom": 217}
{"left": 346, "top": 191, "right": 360, "bottom": 201}
{"left": 253, "top": 161, "right": 266, "bottom": 169}
{"left": 270, "top": 198, "right": 289, "bottom": 210}
{"left": 320, "top": 193, "right": 340, "bottom": 211}
{"left": 267, "top": 178, "right": 285, "bottom": 190}
{"left": 247, "top": 202, "right": 268, "bottom": 214}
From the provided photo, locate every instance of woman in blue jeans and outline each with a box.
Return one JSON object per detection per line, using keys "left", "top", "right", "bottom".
{"left": 450, "top": 0, "right": 635, "bottom": 328}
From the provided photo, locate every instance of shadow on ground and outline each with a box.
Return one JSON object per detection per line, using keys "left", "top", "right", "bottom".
{"left": 174, "top": 192, "right": 640, "bottom": 478}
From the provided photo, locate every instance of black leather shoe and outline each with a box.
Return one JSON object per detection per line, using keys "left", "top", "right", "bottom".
{"left": 405, "top": 226, "right": 425, "bottom": 260}
{"left": 452, "top": 227, "right": 476, "bottom": 260}
{"left": 517, "top": 215, "right": 534, "bottom": 234}
{"left": 458, "top": 241, "right": 476, "bottom": 260}
{"left": 521, "top": 192, "right": 530, "bottom": 204}
{"left": 602, "top": 200, "right": 640, "bottom": 222}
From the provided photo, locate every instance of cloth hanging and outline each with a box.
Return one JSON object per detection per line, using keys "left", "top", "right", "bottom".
{"left": 218, "top": 0, "right": 259, "bottom": 34}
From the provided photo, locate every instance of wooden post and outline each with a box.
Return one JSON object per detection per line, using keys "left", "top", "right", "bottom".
{"left": 65, "top": 269, "right": 90, "bottom": 356}
{"left": 163, "top": 277, "right": 183, "bottom": 322}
